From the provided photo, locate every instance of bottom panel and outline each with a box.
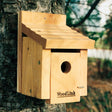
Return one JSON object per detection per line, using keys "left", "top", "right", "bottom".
{"left": 50, "top": 52, "right": 81, "bottom": 104}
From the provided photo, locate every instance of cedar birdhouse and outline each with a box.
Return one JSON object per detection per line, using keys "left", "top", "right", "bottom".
{"left": 17, "top": 11, "right": 95, "bottom": 104}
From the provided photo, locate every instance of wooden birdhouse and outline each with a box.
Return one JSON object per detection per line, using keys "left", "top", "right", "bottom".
{"left": 17, "top": 11, "right": 95, "bottom": 104}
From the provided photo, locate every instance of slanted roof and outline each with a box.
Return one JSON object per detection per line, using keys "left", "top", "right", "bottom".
{"left": 19, "top": 11, "right": 95, "bottom": 49}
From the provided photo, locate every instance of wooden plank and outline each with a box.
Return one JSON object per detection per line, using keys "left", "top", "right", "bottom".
{"left": 25, "top": 24, "right": 73, "bottom": 30}
{"left": 22, "top": 37, "right": 50, "bottom": 99}
{"left": 22, "top": 24, "right": 46, "bottom": 48}
{"left": 23, "top": 25, "right": 77, "bottom": 35}
{"left": 30, "top": 27, "right": 74, "bottom": 31}
{"left": 41, "top": 50, "right": 51, "bottom": 99}
{"left": 33, "top": 29, "right": 77, "bottom": 33}
{"left": 77, "top": 50, "right": 87, "bottom": 96}
{"left": 21, "top": 11, "right": 66, "bottom": 26}
{"left": 22, "top": 25, "right": 95, "bottom": 49}
{"left": 25, "top": 24, "right": 87, "bottom": 35}
{"left": 35, "top": 31, "right": 86, "bottom": 36}
{"left": 22, "top": 24, "right": 95, "bottom": 49}
{"left": 25, "top": 26, "right": 88, "bottom": 39}
{"left": 46, "top": 39, "right": 95, "bottom": 49}
{"left": 22, "top": 37, "right": 34, "bottom": 96}
{"left": 17, "top": 11, "right": 22, "bottom": 92}
{"left": 50, "top": 53, "right": 80, "bottom": 104}
{"left": 40, "top": 34, "right": 89, "bottom": 39}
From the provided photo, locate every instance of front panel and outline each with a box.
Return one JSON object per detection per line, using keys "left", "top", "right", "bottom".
{"left": 50, "top": 52, "right": 81, "bottom": 104}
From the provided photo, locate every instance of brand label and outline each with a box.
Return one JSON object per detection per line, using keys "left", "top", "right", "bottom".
{"left": 57, "top": 90, "right": 75, "bottom": 98}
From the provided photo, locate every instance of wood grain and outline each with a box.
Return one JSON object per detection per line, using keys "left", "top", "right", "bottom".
{"left": 21, "top": 11, "right": 66, "bottom": 26}
{"left": 45, "top": 39, "right": 94, "bottom": 49}
{"left": 22, "top": 24, "right": 95, "bottom": 49}
{"left": 78, "top": 50, "right": 87, "bottom": 96}
{"left": 22, "top": 37, "right": 50, "bottom": 99}
{"left": 50, "top": 53, "right": 81, "bottom": 104}
{"left": 17, "top": 11, "right": 22, "bottom": 92}
{"left": 20, "top": 11, "right": 95, "bottom": 49}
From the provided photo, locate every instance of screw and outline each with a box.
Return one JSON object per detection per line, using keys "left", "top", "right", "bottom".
{"left": 30, "top": 89, "right": 32, "bottom": 93}
{"left": 77, "top": 86, "right": 84, "bottom": 89}
{"left": 27, "top": 48, "right": 29, "bottom": 50}
{"left": 44, "top": 17, "right": 46, "bottom": 20}
{"left": 38, "top": 60, "right": 40, "bottom": 65}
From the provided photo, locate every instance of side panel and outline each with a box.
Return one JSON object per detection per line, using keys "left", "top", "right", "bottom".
{"left": 22, "top": 37, "right": 50, "bottom": 99}
{"left": 17, "top": 12, "right": 22, "bottom": 92}
{"left": 78, "top": 50, "right": 87, "bottom": 96}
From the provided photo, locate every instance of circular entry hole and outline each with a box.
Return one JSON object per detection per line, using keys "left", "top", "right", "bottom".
{"left": 61, "top": 61, "right": 71, "bottom": 73}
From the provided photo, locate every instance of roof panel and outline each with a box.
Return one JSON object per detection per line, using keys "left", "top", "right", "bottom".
{"left": 20, "top": 11, "right": 95, "bottom": 49}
